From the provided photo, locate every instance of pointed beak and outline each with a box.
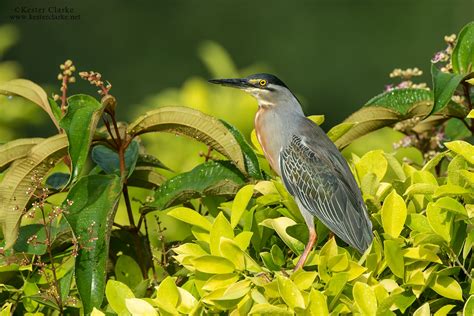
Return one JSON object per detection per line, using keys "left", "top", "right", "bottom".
{"left": 208, "top": 78, "right": 250, "bottom": 89}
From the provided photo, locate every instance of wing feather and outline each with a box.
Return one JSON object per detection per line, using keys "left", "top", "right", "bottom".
{"left": 280, "top": 133, "right": 373, "bottom": 253}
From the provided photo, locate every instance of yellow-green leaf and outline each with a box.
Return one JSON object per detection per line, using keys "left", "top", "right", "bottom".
{"left": 426, "top": 203, "right": 453, "bottom": 243}
{"left": 231, "top": 184, "right": 254, "bottom": 228}
{"left": 308, "top": 115, "right": 325, "bottom": 125}
{"left": 464, "top": 295, "right": 474, "bottom": 316}
{"left": 105, "top": 280, "right": 135, "bottom": 315}
{"left": 192, "top": 255, "right": 235, "bottom": 274}
{"left": 445, "top": 140, "right": 474, "bottom": 164}
{"left": 125, "top": 298, "right": 158, "bottom": 316}
{"left": 276, "top": 274, "right": 305, "bottom": 310}
{"left": 356, "top": 150, "right": 388, "bottom": 181}
{"left": 384, "top": 240, "right": 404, "bottom": 279}
{"left": 430, "top": 276, "right": 463, "bottom": 301}
{"left": 353, "top": 282, "right": 377, "bottom": 316}
{"left": 308, "top": 289, "right": 329, "bottom": 316}
{"left": 413, "top": 303, "right": 430, "bottom": 316}
{"left": 381, "top": 190, "right": 407, "bottom": 238}
{"left": 210, "top": 213, "right": 234, "bottom": 255}
{"left": 167, "top": 207, "right": 212, "bottom": 231}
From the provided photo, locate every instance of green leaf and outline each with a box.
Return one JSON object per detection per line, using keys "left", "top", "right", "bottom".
{"left": 276, "top": 274, "right": 305, "bottom": 310}
{"left": 413, "top": 303, "right": 430, "bottom": 316}
{"left": 445, "top": 140, "right": 474, "bottom": 164}
{"left": 220, "top": 120, "right": 262, "bottom": 179}
{"left": 91, "top": 140, "right": 140, "bottom": 177}
{"left": 125, "top": 298, "right": 158, "bottom": 316}
{"left": 192, "top": 255, "right": 235, "bottom": 274}
{"left": 431, "top": 64, "right": 466, "bottom": 114}
{"left": 353, "top": 282, "right": 377, "bottom": 316}
{"left": 115, "top": 255, "right": 144, "bottom": 289}
{"left": 260, "top": 217, "right": 305, "bottom": 255}
{"left": 452, "top": 21, "right": 474, "bottom": 74}
{"left": 384, "top": 240, "right": 404, "bottom": 279}
{"left": 327, "top": 122, "right": 355, "bottom": 144}
{"left": 231, "top": 184, "right": 254, "bottom": 228}
{"left": 128, "top": 106, "right": 246, "bottom": 174}
{"left": 155, "top": 276, "right": 179, "bottom": 311}
{"left": 430, "top": 275, "right": 463, "bottom": 301}
{"left": 149, "top": 160, "right": 245, "bottom": 211}
{"left": 210, "top": 213, "right": 234, "bottom": 255}
{"left": 308, "top": 115, "right": 325, "bottom": 125}
{"left": 0, "top": 134, "right": 68, "bottom": 249}
{"left": 45, "top": 172, "right": 70, "bottom": 189}
{"left": 0, "top": 79, "right": 60, "bottom": 130}
{"left": 60, "top": 95, "right": 106, "bottom": 180}
{"left": 127, "top": 167, "right": 167, "bottom": 190}
{"left": 167, "top": 207, "right": 212, "bottom": 231}
{"left": 212, "top": 279, "right": 251, "bottom": 300}
{"left": 464, "top": 295, "right": 474, "bottom": 316}
{"left": 426, "top": 203, "right": 453, "bottom": 243}
{"left": 136, "top": 154, "right": 172, "bottom": 171}
{"left": 335, "top": 89, "right": 433, "bottom": 148}
{"left": 381, "top": 190, "right": 407, "bottom": 238}
{"left": 308, "top": 289, "right": 329, "bottom": 316}
{"left": 64, "top": 174, "right": 123, "bottom": 314}
{"left": 406, "top": 214, "right": 433, "bottom": 233}
{"left": 0, "top": 138, "right": 44, "bottom": 172}
{"left": 249, "top": 303, "right": 292, "bottom": 315}
{"left": 356, "top": 150, "right": 388, "bottom": 181}
{"left": 433, "top": 196, "right": 467, "bottom": 216}
{"left": 105, "top": 280, "right": 135, "bottom": 315}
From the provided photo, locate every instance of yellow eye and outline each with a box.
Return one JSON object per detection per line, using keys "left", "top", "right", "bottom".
{"left": 259, "top": 79, "right": 267, "bottom": 86}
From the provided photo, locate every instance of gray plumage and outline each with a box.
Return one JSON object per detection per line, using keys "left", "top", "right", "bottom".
{"left": 209, "top": 73, "right": 373, "bottom": 263}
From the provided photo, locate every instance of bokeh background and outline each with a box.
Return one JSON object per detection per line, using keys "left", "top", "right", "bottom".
{"left": 0, "top": 0, "right": 473, "bottom": 237}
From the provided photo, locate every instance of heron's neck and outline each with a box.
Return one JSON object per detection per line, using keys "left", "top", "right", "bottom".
{"left": 255, "top": 103, "right": 304, "bottom": 175}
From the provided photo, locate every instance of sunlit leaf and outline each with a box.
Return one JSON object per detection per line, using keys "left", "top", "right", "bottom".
{"left": 125, "top": 298, "right": 158, "bottom": 316}
{"left": 192, "top": 255, "right": 235, "bottom": 274}
{"left": 426, "top": 203, "right": 453, "bottom": 243}
{"left": 105, "top": 280, "right": 135, "bottom": 315}
{"left": 353, "top": 282, "right": 377, "bottom": 316}
{"left": 276, "top": 274, "right": 305, "bottom": 310}
{"left": 445, "top": 140, "right": 474, "bottom": 164}
{"left": 231, "top": 184, "right": 254, "bottom": 228}
{"left": 167, "top": 207, "right": 212, "bottom": 231}
{"left": 381, "top": 190, "right": 407, "bottom": 238}
{"left": 0, "top": 79, "right": 60, "bottom": 130}
{"left": 452, "top": 21, "right": 474, "bottom": 74}
{"left": 384, "top": 240, "right": 404, "bottom": 279}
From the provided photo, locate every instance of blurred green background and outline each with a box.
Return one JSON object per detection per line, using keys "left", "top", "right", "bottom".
{"left": 0, "top": 0, "right": 472, "bottom": 237}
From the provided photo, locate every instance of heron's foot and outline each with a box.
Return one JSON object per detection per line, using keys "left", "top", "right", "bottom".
{"left": 293, "top": 229, "right": 317, "bottom": 271}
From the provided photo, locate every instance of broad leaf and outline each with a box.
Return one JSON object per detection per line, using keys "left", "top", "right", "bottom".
{"left": 60, "top": 95, "right": 106, "bottom": 180}
{"left": 127, "top": 167, "right": 166, "bottom": 190}
{"left": 91, "top": 140, "right": 139, "bottom": 177}
{"left": 231, "top": 184, "right": 255, "bottom": 228}
{"left": 276, "top": 274, "right": 305, "bottom": 310}
{"left": 260, "top": 217, "right": 305, "bottom": 255}
{"left": 431, "top": 64, "right": 465, "bottom": 114}
{"left": 445, "top": 140, "right": 474, "bottom": 164}
{"left": 192, "top": 255, "right": 235, "bottom": 274}
{"left": 115, "top": 255, "right": 143, "bottom": 289}
{"left": 148, "top": 160, "right": 245, "bottom": 211}
{"left": 45, "top": 172, "right": 70, "bottom": 189}
{"left": 452, "top": 21, "right": 474, "bottom": 74}
{"left": 64, "top": 174, "right": 123, "bottom": 314}
{"left": 0, "top": 79, "right": 60, "bottom": 130}
{"left": 105, "top": 280, "right": 135, "bottom": 315}
{"left": 353, "top": 282, "right": 377, "bottom": 316}
{"left": 384, "top": 240, "right": 404, "bottom": 279}
{"left": 335, "top": 89, "right": 432, "bottom": 148}
{"left": 167, "top": 207, "right": 212, "bottom": 231}
{"left": 125, "top": 298, "right": 158, "bottom": 316}
{"left": 381, "top": 190, "right": 407, "bottom": 238}
{"left": 430, "top": 275, "right": 463, "bottom": 301}
{"left": 128, "top": 106, "right": 246, "bottom": 173}
{"left": 0, "top": 134, "right": 68, "bottom": 249}
{"left": 0, "top": 138, "right": 44, "bottom": 172}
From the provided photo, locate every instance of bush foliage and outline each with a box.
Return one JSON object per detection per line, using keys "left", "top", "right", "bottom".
{"left": 0, "top": 22, "right": 474, "bottom": 315}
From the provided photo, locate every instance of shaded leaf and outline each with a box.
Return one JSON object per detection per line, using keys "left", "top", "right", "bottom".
{"left": 91, "top": 140, "right": 139, "bottom": 177}
{"left": 127, "top": 167, "right": 167, "bottom": 190}
{"left": 0, "top": 134, "right": 68, "bottom": 249}
{"left": 45, "top": 172, "right": 70, "bottom": 189}
{"left": 128, "top": 106, "right": 246, "bottom": 173}
{"left": 431, "top": 64, "right": 466, "bottom": 114}
{"left": 64, "top": 174, "right": 123, "bottom": 314}
{"left": 148, "top": 160, "right": 245, "bottom": 211}
{"left": 115, "top": 255, "right": 143, "bottom": 289}
{"left": 220, "top": 120, "right": 262, "bottom": 179}
{"left": 0, "top": 138, "right": 44, "bottom": 172}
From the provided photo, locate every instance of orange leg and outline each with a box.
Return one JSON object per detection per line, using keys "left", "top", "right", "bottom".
{"left": 294, "top": 229, "right": 317, "bottom": 271}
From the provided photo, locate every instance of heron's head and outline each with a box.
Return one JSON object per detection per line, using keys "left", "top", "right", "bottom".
{"left": 209, "top": 73, "right": 297, "bottom": 108}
